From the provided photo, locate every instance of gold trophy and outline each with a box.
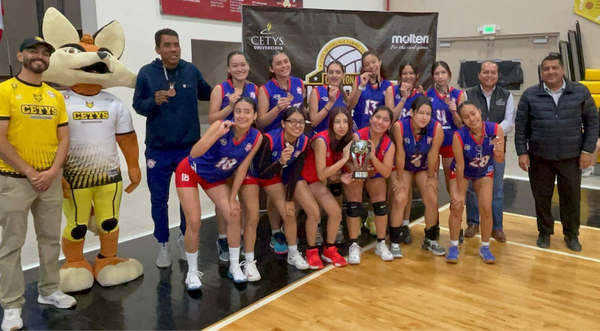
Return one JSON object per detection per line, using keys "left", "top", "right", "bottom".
{"left": 350, "top": 140, "right": 371, "bottom": 180}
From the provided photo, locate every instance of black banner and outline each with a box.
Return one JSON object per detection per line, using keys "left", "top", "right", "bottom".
{"left": 242, "top": 6, "right": 438, "bottom": 93}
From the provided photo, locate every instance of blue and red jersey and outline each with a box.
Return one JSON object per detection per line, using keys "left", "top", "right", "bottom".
{"left": 451, "top": 121, "right": 499, "bottom": 179}
{"left": 261, "top": 77, "right": 304, "bottom": 133}
{"left": 426, "top": 87, "right": 463, "bottom": 147}
{"left": 393, "top": 88, "right": 423, "bottom": 119}
{"left": 399, "top": 117, "right": 439, "bottom": 173}
{"left": 311, "top": 85, "right": 347, "bottom": 135}
{"left": 353, "top": 76, "right": 393, "bottom": 130}
{"left": 219, "top": 80, "right": 258, "bottom": 121}
{"left": 189, "top": 126, "right": 261, "bottom": 183}
{"left": 355, "top": 127, "right": 393, "bottom": 178}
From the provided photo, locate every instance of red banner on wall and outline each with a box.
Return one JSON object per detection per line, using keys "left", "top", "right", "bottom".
{"left": 160, "top": 0, "right": 303, "bottom": 23}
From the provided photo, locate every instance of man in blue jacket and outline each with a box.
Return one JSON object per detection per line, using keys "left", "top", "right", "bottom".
{"left": 133, "top": 28, "right": 212, "bottom": 268}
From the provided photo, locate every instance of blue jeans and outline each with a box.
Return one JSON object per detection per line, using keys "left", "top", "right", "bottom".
{"left": 145, "top": 147, "right": 190, "bottom": 243}
{"left": 466, "top": 160, "right": 505, "bottom": 230}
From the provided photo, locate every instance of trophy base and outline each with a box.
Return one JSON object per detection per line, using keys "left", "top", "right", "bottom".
{"left": 352, "top": 171, "right": 369, "bottom": 180}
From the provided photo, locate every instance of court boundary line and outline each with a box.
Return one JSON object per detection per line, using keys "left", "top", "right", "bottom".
{"left": 504, "top": 174, "right": 600, "bottom": 191}
{"left": 204, "top": 204, "right": 450, "bottom": 331}
{"left": 502, "top": 211, "right": 600, "bottom": 232}
{"left": 21, "top": 212, "right": 217, "bottom": 272}
{"left": 411, "top": 222, "right": 600, "bottom": 264}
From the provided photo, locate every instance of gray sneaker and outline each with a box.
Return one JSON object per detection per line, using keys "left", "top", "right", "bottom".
{"left": 315, "top": 226, "right": 324, "bottom": 246}
{"left": 217, "top": 238, "right": 229, "bottom": 262}
{"left": 156, "top": 242, "right": 172, "bottom": 268}
{"left": 390, "top": 243, "right": 403, "bottom": 258}
{"left": 335, "top": 224, "right": 345, "bottom": 244}
{"left": 178, "top": 234, "right": 187, "bottom": 261}
{"left": 422, "top": 238, "right": 446, "bottom": 256}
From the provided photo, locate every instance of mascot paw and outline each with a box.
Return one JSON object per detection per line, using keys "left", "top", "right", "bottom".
{"left": 59, "top": 260, "right": 95, "bottom": 292}
{"left": 94, "top": 257, "right": 144, "bottom": 287}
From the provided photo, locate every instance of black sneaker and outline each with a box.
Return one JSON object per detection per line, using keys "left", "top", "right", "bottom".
{"left": 536, "top": 233, "right": 550, "bottom": 249}
{"left": 399, "top": 225, "right": 413, "bottom": 244}
{"left": 564, "top": 235, "right": 582, "bottom": 252}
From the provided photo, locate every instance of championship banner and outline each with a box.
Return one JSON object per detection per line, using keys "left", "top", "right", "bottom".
{"left": 160, "top": 0, "right": 303, "bottom": 23}
{"left": 242, "top": 6, "right": 438, "bottom": 94}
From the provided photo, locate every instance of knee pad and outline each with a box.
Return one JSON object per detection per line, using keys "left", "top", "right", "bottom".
{"left": 372, "top": 201, "right": 389, "bottom": 216}
{"left": 346, "top": 201, "right": 363, "bottom": 218}
{"left": 71, "top": 224, "right": 88, "bottom": 240}
{"left": 329, "top": 183, "right": 342, "bottom": 197}
{"left": 101, "top": 218, "right": 118, "bottom": 232}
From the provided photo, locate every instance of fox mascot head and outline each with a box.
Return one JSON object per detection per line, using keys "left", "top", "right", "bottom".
{"left": 42, "top": 7, "right": 136, "bottom": 93}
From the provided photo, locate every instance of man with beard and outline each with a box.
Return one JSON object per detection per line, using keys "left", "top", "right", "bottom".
{"left": 0, "top": 37, "right": 76, "bottom": 331}
{"left": 133, "top": 29, "right": 212, "bottom": 268}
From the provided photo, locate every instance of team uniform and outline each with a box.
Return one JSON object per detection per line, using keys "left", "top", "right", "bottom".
{"left": 310, "top": 85, "right": 347, "bottom": 136}
{"left": 450, "top": 122, "right": 499, "bottom": 180}
{"left": 219, "top": 80, "right": 258, "bottom": 121}
{"left": 353, "top": 76, "right": 393, "bottom": 130}
{"left": 261, "top": 77, "right": 304, "bottom": 133}
{"left": 398, "top": 117, "right": 439, "bottom": 173}
{"left": 426, "top": 87, "right": 463, "bottom": 157}
{"left": 393, "top": 87, "right": 423, "bottom": 119}
{"left": 61, "top": 90, "right": 135, "bottom": 241}
{"left": 355, "top": 127, "right": 393, "bottom": 178}
{"left": 176, "top": 126, "right": 261, "bottom": 190}
{"left": 301, "top": 130, "right": 342, "bottom": 184}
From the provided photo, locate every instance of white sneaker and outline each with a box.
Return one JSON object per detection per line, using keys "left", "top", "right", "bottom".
{"left": 243, "top": 260, "right": 261, "bottom": 282}
{"left": 1, "top": 308, "right": 22, "bottom": 331}
{"left": 375, "top": 241, "right": 394, "bottom": 261}
{"left": 156, "top": 242, "right": 172, "bottom": 268}
{"left": 178, "top": 235, "right": 187, "bottom": 261}
{"left": 228, "top": 261, "right": 248, "bottom": 283}
{"left": 582, "top": 166, "right": 595, "bottom": 177}
{"left": 348, "top": 242, "right": 362, "bottom": 265}
{"left": 287, "top": 251, "right": 309, "bottom": 270}
{"left": 185, "top": 271, "right": 203, "bottom": 290}
{"left": 37, "top": 290, "right": 76, "bottom": 309}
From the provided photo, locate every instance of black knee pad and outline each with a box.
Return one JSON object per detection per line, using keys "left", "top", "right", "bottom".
{"left": 329, "top": 183, "right": 342, "bottom": 197}
{"left": 101, "top": 218, "right": 118, "bottom": 232}
{"left": 346, "top": 202, "right": 363, "bottom": 218}
{"left": 71, "top": 224, "right": 87, "bottom": 240}
{"left": 372, "top": 201, "right": 389, "bottom": 216}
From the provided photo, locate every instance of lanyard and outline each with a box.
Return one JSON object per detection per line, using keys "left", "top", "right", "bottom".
{"left": 163, "top": 65, "right": 178, "bottom": 96}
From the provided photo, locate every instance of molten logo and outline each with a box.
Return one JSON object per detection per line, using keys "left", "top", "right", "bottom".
{"left": 391, "top": 34, "right": 429, "bottom": 44}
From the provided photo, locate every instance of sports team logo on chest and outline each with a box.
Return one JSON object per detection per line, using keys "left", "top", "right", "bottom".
{"left": 464, "top": 144, "right": 471, "bottom": 151}
{"left": 274, "top": 94, "right": 281, "bottom": 100}
{"left": 294, "top": 150, "right": 301, "bottom": 158}
{"left": 427, "top": 137, "right": 433, "bottom": 144}
{"left": 220, "top": 139, "right": 227, "bottom": 146}
{"left": 34, "top": 94, "right": 43, "bottom": 102}
{"left": 296, "top": 87, "right": 302, "bottom": 95}
{"left": 245, "top": 143, "right": 252, "bottom": 152}
{"left": 47, "top": 91, "right": 55, "bottom": 98}
{"left": 272, "top": 151, "right": 278, "bottom": 157}
{"left": 250, "top": 91, "right": 256, "bottom": 99}
{"left": 404, "top": 137, "right": 410, "bottom": 144}
{"left": 225, "top": 92, "right": 231, "bottom": 98}
{"left": 86, "top": 101, "right": 94, "bottom": 109}
{"left": 322, "top": 96, "right": 329, "bottom": 102}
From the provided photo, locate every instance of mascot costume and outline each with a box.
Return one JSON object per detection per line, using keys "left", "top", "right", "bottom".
{"left": 42, "top": 8, "right": 143, "bottom": 292}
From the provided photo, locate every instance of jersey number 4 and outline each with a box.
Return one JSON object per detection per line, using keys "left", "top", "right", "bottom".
{"left": 436, "top": 110, "right": 448, "bottom": 125}
{"left": 215, "top": 157, "right": 238, "bottom": 170}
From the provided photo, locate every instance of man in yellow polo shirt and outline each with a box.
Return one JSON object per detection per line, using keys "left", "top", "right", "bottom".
{"left": 0, "top": 37, "right": 76, "bottom": 331}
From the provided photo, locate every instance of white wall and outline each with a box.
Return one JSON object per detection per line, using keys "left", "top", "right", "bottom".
{"left": 83, "top": 0, "right": 384, "bottom": 167}
{"left": 390, "top": 0, "right": 600, "bottom": 69}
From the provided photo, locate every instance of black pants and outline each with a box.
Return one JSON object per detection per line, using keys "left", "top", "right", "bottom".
{"left": 528, "top": 156, "right": 580, "bottom": 237}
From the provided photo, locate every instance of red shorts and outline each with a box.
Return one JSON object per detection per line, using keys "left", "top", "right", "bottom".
{"left": 439, "top": 145, "right": 454, "bottom": 158}
{"left": 449, "top": 170, "right": 494, "bottom": 180}
{"left": 242, "top": 174, "right": 282, "bottom": 187}
{"left": 175, "top": 158, "right": 226, "bottom": 190}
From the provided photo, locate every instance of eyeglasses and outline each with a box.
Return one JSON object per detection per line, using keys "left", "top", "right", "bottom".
{"left": 285, "top": 119, "right": 306, "bottom": 126}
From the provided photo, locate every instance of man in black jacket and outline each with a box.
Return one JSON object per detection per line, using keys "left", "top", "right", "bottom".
{"left": 515, "top": 54, "right": 599, "bottom": 251}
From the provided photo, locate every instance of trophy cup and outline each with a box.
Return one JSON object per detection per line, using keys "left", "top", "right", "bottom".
{"left": 350, "top": 140, "right": 372, "bottom": 180}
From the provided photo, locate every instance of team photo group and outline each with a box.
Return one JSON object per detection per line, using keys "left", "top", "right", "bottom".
{"left": 1, "top": 18, "right": 598, "bottom": 329}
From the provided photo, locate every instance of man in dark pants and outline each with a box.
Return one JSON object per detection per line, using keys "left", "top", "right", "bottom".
{"left": 464, "top": 61, "right": 514, "bottom": 243}
{"left": 133, "top": 29, "right": 212, "bottom": 268}
{"left": 515, "top": 54, "right": 598, "bottom": 251}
